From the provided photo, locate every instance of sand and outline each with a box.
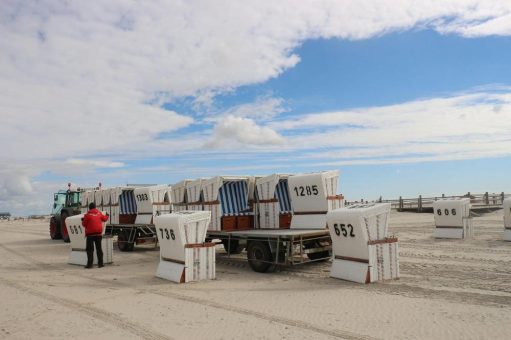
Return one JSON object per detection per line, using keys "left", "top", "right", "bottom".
{"left": 1, "top": 211, "right": 511, "bottom": 339}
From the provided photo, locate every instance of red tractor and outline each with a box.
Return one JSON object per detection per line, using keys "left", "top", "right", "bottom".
{"left": 49, "top": 185, "right": 83, "bottom": 242}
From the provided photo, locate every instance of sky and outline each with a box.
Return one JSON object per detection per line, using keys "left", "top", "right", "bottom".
{"left": 1, "top": 0, "right": 511, "bottom": 216}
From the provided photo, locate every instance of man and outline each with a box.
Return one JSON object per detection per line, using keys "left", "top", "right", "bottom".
{"left": 82, "top": 202, "right": 109, "bottom": 268}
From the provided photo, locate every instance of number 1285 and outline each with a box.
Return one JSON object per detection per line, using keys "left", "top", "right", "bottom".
{"left": 293, "top": 185, "right": 319, "bottom": 197}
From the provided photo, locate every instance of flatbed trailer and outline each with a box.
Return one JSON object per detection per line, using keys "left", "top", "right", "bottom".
{"left": 206, "top": 229, "right": 332, "bottom": 272}
{"left": 105, "top": 223, "right": 158, "bottom": 251}
{"left": 104, "top": 222, "right": 332, "bottom": 273}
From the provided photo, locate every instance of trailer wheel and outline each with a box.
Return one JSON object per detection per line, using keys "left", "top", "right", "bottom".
{"left": 247, "top": 241, "right": 274, "bottom": 273}
{"left": 117, "top": 230, "right": 134, "bottom": 252}
{"left": 222, "top": 239, "right": 243, "bottom": 254}
{"left": 61, "top": 212, "right": 70, "bottom": 243}
{"left": 49, "top": 217, "right": 62, "bottom": 240}
{"left": 307, "top": 251, "right": 331, "bottom": 261}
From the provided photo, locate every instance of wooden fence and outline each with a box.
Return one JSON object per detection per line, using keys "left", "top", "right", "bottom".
{"left": 346, "top": 192, "right": 509, "bottom": 212}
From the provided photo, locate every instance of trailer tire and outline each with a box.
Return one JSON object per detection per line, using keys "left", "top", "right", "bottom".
{"left": 222, "top": 239, "right": 243, "bottom": 254}
{"left": 117, "top": 230, "right": 134, "bottom": 252}
{"left": 247, "top": 241, "right": 274, "bottom": 273}
{"left": 61, "top": 212, "right": 70, "bottom": 243}
{"left": 49, "top": 216, "right": 62, "bottom": 240}
{"left": 307, "top": 251, "right": 331, "bottom": 261}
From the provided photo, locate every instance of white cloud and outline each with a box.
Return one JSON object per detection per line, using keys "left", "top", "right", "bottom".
{"left": 206, "top": 115, "right": 285, "bottom": 148}
{"left": 0, "top": 177, "right": 63, "bottom": 217}
{"left": 2, "top": 0, "right": 511, "bottom": 214}
{"left": 272, "top": 90, "right": 511, "bottom": 162}
{"left": 2, "top": 1, "right": 511, "bottom": 160}
{"left": 0, "top": 172, "right": 33, "bottom": 197}
{"left": 434, "top": 5, "right": 511, "bottom": 37}
{"left": 0, "top": 166, "right": 42, "bottom": 216}
{"left": 0, "top": 160, "right": 125, "bottom": 216}
{"left": 208, "top": 96, "right": 287, "bottom": 121}
{"left": 65, "top": 158, "right": 124, "bottom": 169}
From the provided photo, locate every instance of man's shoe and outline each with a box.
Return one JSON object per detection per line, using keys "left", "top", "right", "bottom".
{"left": 84, "top": 265, "right": 93, "bottom": 269}
{"left": 98, "top": 264, "right": 104, "bottom": 268}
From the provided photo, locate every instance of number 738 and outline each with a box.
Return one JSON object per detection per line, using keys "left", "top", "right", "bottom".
{"left": 159, "top": 228, "right": 175, "bottom": 240}
{"left": 333, "top": 223, "right": 355, "bottom": 237}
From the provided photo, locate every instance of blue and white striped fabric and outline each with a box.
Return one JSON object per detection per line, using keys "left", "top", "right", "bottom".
{"left": 276, "top": 179, "right": 292, "bottom": 213}
{"left": 120, "top": 190, "right": 137, "bottom": 214}
{"left": 219, "top": 181, "right": 251, "bottom": 216}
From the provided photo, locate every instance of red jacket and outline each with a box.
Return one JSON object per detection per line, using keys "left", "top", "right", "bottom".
{"left": 82, "top": 208, "right": 108, "bottom": 236}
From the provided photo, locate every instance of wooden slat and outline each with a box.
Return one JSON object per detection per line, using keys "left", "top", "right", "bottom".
{"left": 367, "top": 237, "right": 398, "bottom": 245}
{"left": 334, "top": 255, "right": 369, "bottom": 264}
{"left": 184, "top": 242, "right": 216, "bottom": 248}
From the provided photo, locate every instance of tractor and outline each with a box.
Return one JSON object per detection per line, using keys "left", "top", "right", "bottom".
{"left": 49, "top": 184, "right": 83, "bottom": 242}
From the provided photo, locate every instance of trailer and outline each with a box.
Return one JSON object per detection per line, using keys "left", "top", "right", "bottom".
{"left": 101, "top": 185, "right": 171, "bottom": 251}
{"left": 105, "top": 223, "right": 158, "bottom": 252}
{"left": 202, "top": 171, "right": 343, "bottom": 272}
{"left": 206, "top": 229, "right": 332, "bottom": 272}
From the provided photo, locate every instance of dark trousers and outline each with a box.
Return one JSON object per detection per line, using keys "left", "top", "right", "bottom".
{"left": 86, "top": 235, "right": 103, "bottom": 267}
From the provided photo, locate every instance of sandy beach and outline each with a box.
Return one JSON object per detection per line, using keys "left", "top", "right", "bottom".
{"left": 1, "top": 211, "right": 510, "bottom": 340}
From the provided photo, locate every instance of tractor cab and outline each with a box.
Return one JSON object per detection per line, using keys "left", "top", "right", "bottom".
{"left": 65, "top": 190, "right": 81, "bottom": 208}
{"left": 52, "top": 190, "right": 67, "bottom": 215}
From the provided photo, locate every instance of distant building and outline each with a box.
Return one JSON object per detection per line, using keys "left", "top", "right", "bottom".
{"left": 0, "top": 212, "right": 11, "bottom": 220}
{"left": 28, "top": 215, "right": 49, "bottom": 219}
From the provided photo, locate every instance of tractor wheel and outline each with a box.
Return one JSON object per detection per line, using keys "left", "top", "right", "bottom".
{"left": 247, "top": 241, "right": 274, "bottom": 273}
{"left": 60, "top": 212, "right": 70, "bottom": 243}
{"left": 49, "top": 216, "right": 62, "bottom": 240}
{"left": 222, "top": 239, "right": 244, "bottom": 255}
{"left": 117, "top": 230, "right": 134, "bottom": 252}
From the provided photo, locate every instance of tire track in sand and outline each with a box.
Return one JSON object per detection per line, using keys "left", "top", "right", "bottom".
{"left": 0, "top": 277, "right": 173, "bottom": 340}
{"left": 214, "top": 257, "right": 511, "bottom": 309}
{"left": 0, "top": 244, "right": 173, "bottom": 340}
{"left": 0, "top": 243, "right": 378, "bottom": 340}
{"left": 399, "top": 242, "right": 511, "bottom": 255}
{"left": 0, "top": 228, "right": 49, "bottom": 237}
{"left": 148, "top": 289, "right": 379, "bottom": 340}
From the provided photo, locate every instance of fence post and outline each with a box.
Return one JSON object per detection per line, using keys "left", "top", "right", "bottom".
{"left": 484, "top": 192, "right": 489, "bottom": 205}
{"left": 442, "top": 193, "right": 445, "bottom": 198}
{"left": 502, "top": 192, "right": 505, "bottom": 204}
{"left": 399, "top": 196, "right": 403, "bottom": 211}
{"left": 418, "top": 195, "right": 422, "bottom": 213}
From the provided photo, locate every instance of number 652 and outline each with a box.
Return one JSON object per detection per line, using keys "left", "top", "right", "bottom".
{"left": 333, "top": 223, "right": 355, "bottom": 237}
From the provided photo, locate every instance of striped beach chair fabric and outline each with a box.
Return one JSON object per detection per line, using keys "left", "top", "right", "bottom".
{"left": 276, "top": 179, "right": 292, "bottom": 213}
{"left": 120, "top": 190, "right": 137, "bottom": 214}
{"left": 219, "top": 181, "right": 251, "bottom": 216}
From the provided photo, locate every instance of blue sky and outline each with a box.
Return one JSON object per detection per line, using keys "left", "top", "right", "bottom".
{"left": 181, "top": 30, "right": 511, "bottom": 115}
{"left": 90, "top": 30, "right": 511, "bottom": 200}
{"left": 262, "top": 31, "right": 511, "bottom": 109}
{"left": 1, "top": 1, "right": 511, "bottom": 215}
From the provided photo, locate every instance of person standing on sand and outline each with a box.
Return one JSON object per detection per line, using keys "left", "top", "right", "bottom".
{"left": 82, "top": 202, "right": 109, "bottom": 269}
